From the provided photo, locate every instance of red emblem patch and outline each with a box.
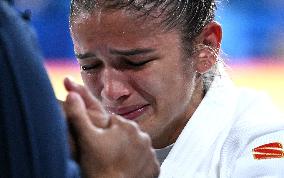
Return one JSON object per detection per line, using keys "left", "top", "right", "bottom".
{"left": 252, "top": 142, "right": 284, "bottom": 160}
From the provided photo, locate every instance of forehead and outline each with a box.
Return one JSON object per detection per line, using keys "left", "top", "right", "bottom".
{"left": 72, "top": 10, "right": 161, "bottom": 37}
{"left": 70, "top": 10, "right": 181, "bottom": 52}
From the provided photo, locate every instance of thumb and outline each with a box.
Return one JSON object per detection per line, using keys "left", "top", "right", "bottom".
{"left": 64, "top": 77, "right": 106, "bottom": 114}
{"left": 64, "top": 92, "right": 97, "bottom": 139}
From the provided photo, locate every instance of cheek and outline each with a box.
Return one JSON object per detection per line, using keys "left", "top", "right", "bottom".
{"left": 147, "top": 65, "right": 192, "bottom": 114}
{"left": 81, "top": 73, "right": 102, "bottom": 98}
{"left": 129, "top": 69, "right": 163, "bottom": 102}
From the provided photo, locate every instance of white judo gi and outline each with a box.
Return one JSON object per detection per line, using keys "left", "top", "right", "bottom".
{"left": 158, "top": 73, "right": 284, "bottom": 178}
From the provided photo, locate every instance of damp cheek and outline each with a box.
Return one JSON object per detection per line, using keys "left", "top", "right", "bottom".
{"left": 81, "top": 72, "right": 103, "bottom": 100}
{"left": 128, "top": 70, "right": 164, "bottom": 111}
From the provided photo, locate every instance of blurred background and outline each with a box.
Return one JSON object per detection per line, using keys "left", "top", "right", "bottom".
{"left": 14, "top": 0, "right": 284, "bottom": 111}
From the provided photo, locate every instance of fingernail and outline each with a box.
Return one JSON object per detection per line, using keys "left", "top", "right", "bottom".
{"left": 66, "top": 76, "right": 78, "bottom": 86}
{"left": 64, "top": 76, "right": 77, "bottom": 91}
{"left": 67, "top": 76, "right": 76, "bottom": 83}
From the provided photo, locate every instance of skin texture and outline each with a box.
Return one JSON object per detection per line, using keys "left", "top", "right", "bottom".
{"left": 63, "top": 77, "right": 160, "bottom": 178}
{"left": 71, "top": 11, "right": 210, "bottom": 148}
{"left": 70, "top": 10, "right": 222, "bottom": 149}
{"left": 65, "top": 6, "right": 222, "bottom": 178}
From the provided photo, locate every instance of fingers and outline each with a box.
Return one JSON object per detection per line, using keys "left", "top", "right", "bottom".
{"left": 109, "top": 115, "right": 153, "bottom": 152}
{"left": 64, "top": 77, "right": 109, "bottom": 128}
{"left": 64, "top": 77, "right": 105, "bottom": 113}
{"left": 88, "top": 110, "right": 110, "bottom": 128}
{"left": 109, "top": 115, "right": 141, "bottom": 134}
{"left": 109, "top": 115, "right": 160, "bottom": 178}
{"left": 64, "top": 91, "right": 95, "bottom": 138}
{"left": 63, "top": 78, "right": 160, "bottom": 178}
{"left": 140, "top": 148, "right": 160, "bottom": 178}
{"left": 146, "top": 148, "right": 160, "bottom": 178}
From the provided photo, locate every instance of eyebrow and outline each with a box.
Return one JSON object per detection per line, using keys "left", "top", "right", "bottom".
{"left": 75, "top": 48, "right": 156, "bottom": 59}
{"left": 109, "top": 48, "right": 155, "bottom": 56}
{"left": 75, "top": 52, "right": 97, "bottom": 59}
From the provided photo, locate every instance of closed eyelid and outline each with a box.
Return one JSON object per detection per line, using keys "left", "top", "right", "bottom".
{"left": 80, "top": 62, "right": 103, "bottom": 71}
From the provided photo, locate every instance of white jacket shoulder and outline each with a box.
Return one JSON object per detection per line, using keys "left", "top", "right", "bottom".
{"left": 220, "top": 89, "right": 284, "bottom": 178}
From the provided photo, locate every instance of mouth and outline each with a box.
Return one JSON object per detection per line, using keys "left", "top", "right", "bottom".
{"left": 106, "top": 104, "right": 150, "bottom": 120}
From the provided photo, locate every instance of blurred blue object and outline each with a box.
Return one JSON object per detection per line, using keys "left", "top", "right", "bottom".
{"left": 217, "top": 0, "right": 284, "bottom": 61}
{"left": 15, "top": 0, "right": 75, "bottom": 60}
{"left": 14, "top": 0, "right": 284, "bottom": 62}
{"left": 0, "top": 1, "right": 80, "bottom": 177}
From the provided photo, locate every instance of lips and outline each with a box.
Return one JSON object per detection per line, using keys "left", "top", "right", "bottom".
{"left": 106, "top": 104, "right": 150, "bottom": 120}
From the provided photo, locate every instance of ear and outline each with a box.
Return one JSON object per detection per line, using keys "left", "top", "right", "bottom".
{"left": 193, "top": 21, "right": 222, "bottom": 74}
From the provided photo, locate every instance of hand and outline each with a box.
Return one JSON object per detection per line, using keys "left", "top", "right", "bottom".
{"left": 63, "top": 77, "right": 160, "bottom": 178}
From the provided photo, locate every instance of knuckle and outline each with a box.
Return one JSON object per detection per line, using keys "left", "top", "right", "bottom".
{"left": 88, "top": 112, "right": 109, "bottom": 128}
{"left": 150, "top": 148, "right": 157, "bottom": 157}
{"left": 140, "top": 131, "right": 151, "bottom": 140}
{"left": 140, "top": 132, "right": 152, "bottom": 144}
{"left": 88, "top": 110, "right": 108, "bottom": 121}
{"left": 143, "top": 157, "right": 160, "bottom": 178}
{"left": 147, "top": 155, "right": 160, "bottom": 177}
{"left": 113, "top": 115, "right": 138, "bottom": 130}
{"left": 136, "top": 134, "right": 152, "bottom": 152}
{"left": 110, "top": 114, "right": 124, "bottom": 125}
{"left": 153, "top": 164, "right": 160, "bottom": 177}
{"left": 124, "top": 122, "right": 138, "bottom": 134}
{"left": 127, "top": 120, "right": 140, "bottom": 131}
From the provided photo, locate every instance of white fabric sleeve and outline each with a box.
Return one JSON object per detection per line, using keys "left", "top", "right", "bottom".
{"left": 232, "top": 131, "right": 284, "bottom": 178}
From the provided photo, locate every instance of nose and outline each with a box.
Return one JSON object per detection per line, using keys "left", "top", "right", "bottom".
{"left": 100, "top": 68, "right": 131, "bottom": 103}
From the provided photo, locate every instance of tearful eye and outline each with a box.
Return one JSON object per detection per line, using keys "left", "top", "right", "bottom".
{"left": 125, "top": 60, "right": 152, "bottom": 67}
{"left": 81, "top": 63, "right": 101, "bottom": 71}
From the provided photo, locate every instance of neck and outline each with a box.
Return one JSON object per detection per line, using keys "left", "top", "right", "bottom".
{"left": 154, "top": 77, "right": 205, "bottom": 149}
